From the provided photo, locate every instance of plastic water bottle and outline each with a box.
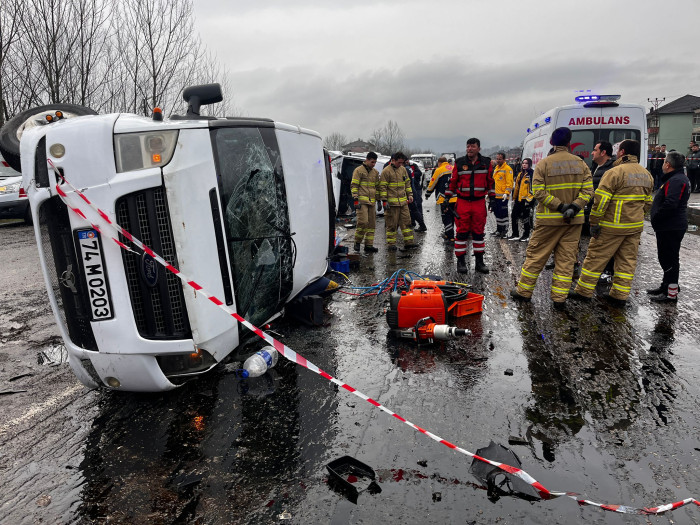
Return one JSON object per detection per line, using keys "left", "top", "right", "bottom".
{"left": 240, "top": 346, "right": 278, "bottom": 378}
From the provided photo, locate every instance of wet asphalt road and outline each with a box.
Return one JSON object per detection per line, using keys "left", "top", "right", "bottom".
{"left": 1, "top": 203, "right": 700, "bottom": 525}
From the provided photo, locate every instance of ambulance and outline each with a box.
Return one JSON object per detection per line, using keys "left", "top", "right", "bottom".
{"left": 521, "top": 95, "right": 648, "bottom": 168}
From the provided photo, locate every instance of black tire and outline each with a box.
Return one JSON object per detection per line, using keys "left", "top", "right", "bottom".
{"left": 23, "top": 203, "right": 33, "bottom": 226}
{"left": 0, "top": 103, "right": 98, "bottom": 172}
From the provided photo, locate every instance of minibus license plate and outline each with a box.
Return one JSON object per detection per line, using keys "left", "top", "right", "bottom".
{"left": 76, "top": 229, "right": 113, "bottom": 321}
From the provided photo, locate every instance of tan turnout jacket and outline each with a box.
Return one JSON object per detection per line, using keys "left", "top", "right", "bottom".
{"left": 351, "top": 163, "right": 380, "bottom": 205}
{"left": 589, "top": 155, "right": 654, "bottom": 235}
{"left": 379, "top": 164, "right": 412, "bottom": 207}
{"left": 531, "top": 146, "right": 594, "bottom": 225}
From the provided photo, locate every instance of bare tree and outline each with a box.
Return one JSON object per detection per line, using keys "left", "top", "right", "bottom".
{"left": 0, "top": 0, "right": 238, "bottom": 123}
{"left": 190, "top": 47, "right": 241, "bottom": 117}
{"left": 323, "top": 132, "right": 347, "bottom": 151}
{"left": 370, "top": 120, "right": 405, "bottom": 155}
{"left": 114, "top": 0, "right": 201, "bottom": 115}
{"left": 0, "top": 0, "right": 25, "bottom": 125}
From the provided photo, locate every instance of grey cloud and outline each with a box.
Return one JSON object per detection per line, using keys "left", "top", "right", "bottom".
{"left": 231, "top": 56, "right": 699, "bottom": 150}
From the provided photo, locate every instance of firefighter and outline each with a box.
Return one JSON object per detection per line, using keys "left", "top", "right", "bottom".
{"left": 507, "top": 157, "right": 534, "bottom": 241}
{"left": 425, "top": 156, "right": 457, "bottom": 243}
{"left": 446, "top": 138, "right": 494, "bottom": 274}
{"left": 490, "top": 152, "right": 514, "bottom": 237}
{"left": 351, "top": 151, "right": 380, "bottom": 253}
{"left": 379, "top": 152, "right": 416, "bottom": 251}
{"left": 571, "top": 139, "right": 654, "bottom": 307}
{"left": 510, "top": 127, "right": 593, "bottom": 309}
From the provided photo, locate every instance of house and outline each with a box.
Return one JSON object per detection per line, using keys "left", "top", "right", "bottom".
{"left": 341, "top": 140, "right": 377, "bottom": 154}
{"left": 647, "top": 94, "right": 700, "bottom": 152}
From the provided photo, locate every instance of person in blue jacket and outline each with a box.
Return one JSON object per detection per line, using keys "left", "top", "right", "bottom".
{"left": 648, "top": 151, "right": 691, "bottom": 302}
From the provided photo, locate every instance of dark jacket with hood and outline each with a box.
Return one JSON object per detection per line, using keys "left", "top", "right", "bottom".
{"left": 650, "top": 168, "right": 691, "bottom": 231}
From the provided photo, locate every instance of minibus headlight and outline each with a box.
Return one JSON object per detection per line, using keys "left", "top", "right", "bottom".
{"left": 114, "top": 130, "right": 179, "bottom": 172}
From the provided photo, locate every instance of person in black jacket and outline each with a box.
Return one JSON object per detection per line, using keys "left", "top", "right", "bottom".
{"left": 584, "top": 141, "right": 615, "bottom": 279}
{"left": 648, "top": 151, "right": 691, "bottom": 302}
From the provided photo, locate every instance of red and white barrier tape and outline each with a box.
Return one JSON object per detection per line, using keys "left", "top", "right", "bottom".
{"left": 48, "top": 161, "right": 700, "bottom": 516}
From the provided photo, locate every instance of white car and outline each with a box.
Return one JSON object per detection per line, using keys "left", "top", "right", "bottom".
{"left": 0, "top": 173, "right": 31, "bottom": 224}
{"left": 6, "top": 85, "right": 336, "bottom": 392}
{"left": 330, "top": 152, "right": 390, "bottom": 215}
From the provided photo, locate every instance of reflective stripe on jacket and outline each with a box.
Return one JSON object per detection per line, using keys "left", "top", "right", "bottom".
{"left": 379, "top": 164, "right": 412, "bottom": 207}
{"left": 493, "top": 163, "right": 514, "bottom": 199}
{"left": 426, "top": 161, "right": 456, "bottom": 203}
{"left": 512, "top": 168, "right": 534, "bottom": 203}
{"left": 446, "top": 154, "right": 494, "bottom": 200}
{"left": 532, "top": 146, "right": 593, "bottom": 225}
{"left": 351, "top": 163, "right": 379, "bottom": 204}
{"left": 590, "top": 155, "right": 654, "bottom": 235}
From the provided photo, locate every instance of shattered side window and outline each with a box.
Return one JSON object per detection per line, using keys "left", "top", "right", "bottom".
{"left": 212, "top": 127, "right": 294, "bottom": 325}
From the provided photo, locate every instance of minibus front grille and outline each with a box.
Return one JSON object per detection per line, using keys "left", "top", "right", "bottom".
{"left": 116, "top": 187, "right": 191, "bottom": 340}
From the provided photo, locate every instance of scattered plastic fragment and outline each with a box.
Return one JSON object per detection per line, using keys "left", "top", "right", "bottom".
{"left": 470, "top": 441, "right": 541, "bottom": 501}
{"left": 508, "top": 435, "right": 529, "bottom": 446}
{"left": 504, "top": 368, "right": 514, "bottom": 376}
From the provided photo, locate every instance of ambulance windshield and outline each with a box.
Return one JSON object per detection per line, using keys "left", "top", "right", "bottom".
{"left": 570, "top": 129, "right": 641, "bottom": 168}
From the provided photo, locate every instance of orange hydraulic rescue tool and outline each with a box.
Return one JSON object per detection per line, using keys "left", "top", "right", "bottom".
{"left": 386, "top": 280, "right": 481, "bottom": 343}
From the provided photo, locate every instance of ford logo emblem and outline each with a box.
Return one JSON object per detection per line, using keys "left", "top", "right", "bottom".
{"left": 140, "top": 253, "right": 159, "bottom": 287}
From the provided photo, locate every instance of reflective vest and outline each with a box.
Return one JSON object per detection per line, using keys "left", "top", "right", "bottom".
{"left": 513, "top": 169, "right": 534, "bottom": 203}
{"left": 425, "top": 161, "right": 456, "bottom": 203}
{"left": 493, "top": 162, "right": 514, "bottom": 199}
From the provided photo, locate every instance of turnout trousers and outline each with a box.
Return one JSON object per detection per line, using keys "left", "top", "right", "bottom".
{"left": 454, "top": 198, "right": 487, "bottom": 257}
{"left": 354, "top": 203, "right": 376, "bottom": 246}
{"left": 574, "top": 231, "right": 642, "bottom": 301}
{"left": 385, "top": 205, "right": 414, "bottom": 246}
{"left": 516, "top": 223, "right": 582, "bottom": 302}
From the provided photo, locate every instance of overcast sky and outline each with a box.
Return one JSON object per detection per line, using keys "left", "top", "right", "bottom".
{"left": 194, "top": 0, "right": 700, "bottom": 153}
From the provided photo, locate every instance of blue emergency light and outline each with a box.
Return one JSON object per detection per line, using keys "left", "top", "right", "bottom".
{"left": 575, "top": 94, "right": 621, "bottom": 103}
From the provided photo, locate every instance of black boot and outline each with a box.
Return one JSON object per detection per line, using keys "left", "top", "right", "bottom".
{"left": 475, "top": 253, "right": 489, "bottom": 274}
{"left": 457, "top": 255, "right": 468, "bottom": 274}
{"left": 646, "top": 284, "right": 665, "bottom": 295}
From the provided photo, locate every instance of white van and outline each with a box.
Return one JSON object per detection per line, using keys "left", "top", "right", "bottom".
{"left": 7, "top": 85, "right": 336, "bottom": 392}
{"left": 522, "top": 95, "right": 648, "bottom": 168}
{"left": 410, "top": 153, "right": 437, "bottom": 170}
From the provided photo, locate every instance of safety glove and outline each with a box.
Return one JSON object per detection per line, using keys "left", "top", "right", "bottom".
{"left": 589, "top": 224, "right": 601, "bottom": 238}
{"left": 562, "top": 203, "right": 581, "bottom": 220}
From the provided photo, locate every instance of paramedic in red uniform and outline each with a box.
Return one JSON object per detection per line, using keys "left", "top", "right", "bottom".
{"left": 445, "top": 138, "right": 494, "bottom": 274}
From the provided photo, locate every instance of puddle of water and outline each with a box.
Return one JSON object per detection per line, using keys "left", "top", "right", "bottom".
{"left": 37, "top": 343, "right": 68, "bottom": 366}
